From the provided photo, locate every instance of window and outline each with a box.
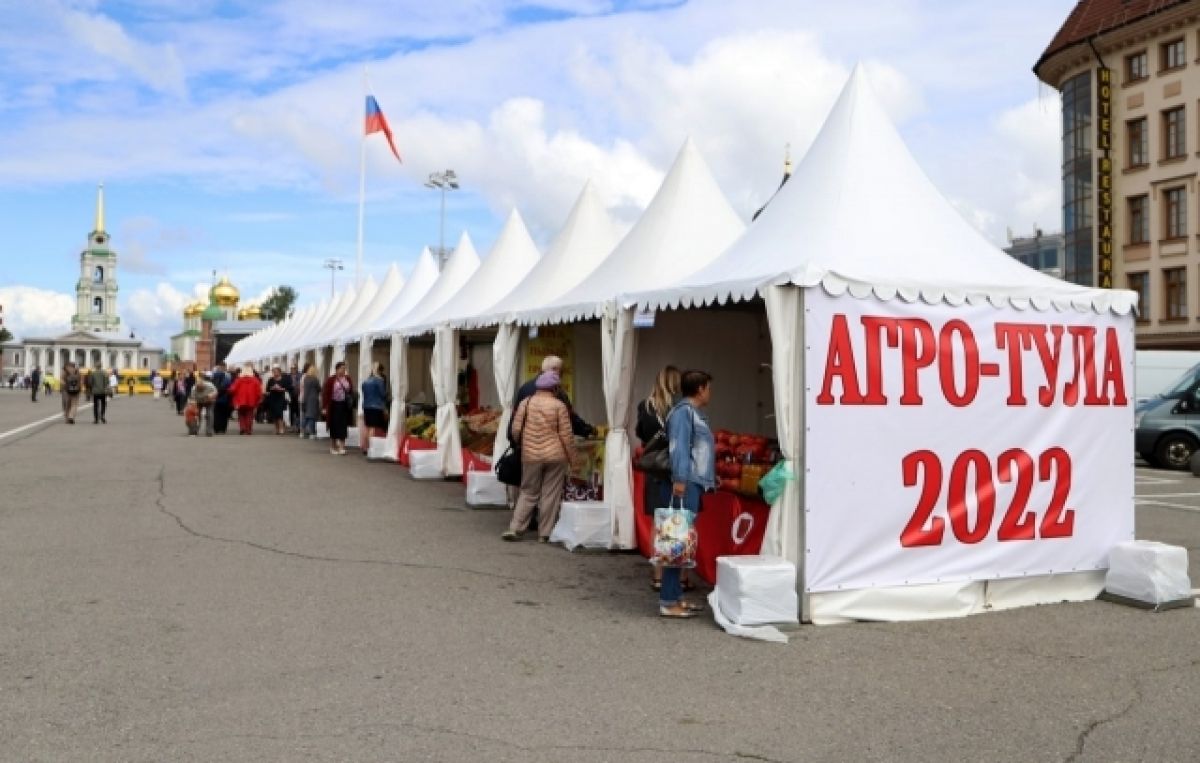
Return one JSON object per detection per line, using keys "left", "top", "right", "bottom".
{"left": 1127, "top": 50, "right": 1149, "bottom": 82}
{"left": 1129, "top": 194, "right": 1150, "bottom": 244}
{"left": 1162, "top": 38, "right": 1186, "bottom": 71}
{"left": 93, "top": 266, "right": 103, "bottom": 283}
{"left": 1061, "top": 72, "right": 1094, "bottom": 287}
{"left": 92, "top": 297, "right": 103, "bottom": 314}
{"left": 1128, "top": 272, "right": 1150, "bottom": 320}
{"left": 1165, "top": 267, "right": 1187, "bottom": 319}
{"left": 1163, "top": 107, "right": 1187, "bottom": 159}
{"left": 1165, "top": 187, "right": 1187, "bottom": 239}
{"left": 1127, "top": 118, "right": 1148, "bottom": 167}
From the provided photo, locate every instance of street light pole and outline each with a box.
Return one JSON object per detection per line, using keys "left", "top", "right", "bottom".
{"left": 424, "top": 169, "right": 459, "bottom": 270}
{"left": 323, "top": 258, "right": 344, "bottom": 298}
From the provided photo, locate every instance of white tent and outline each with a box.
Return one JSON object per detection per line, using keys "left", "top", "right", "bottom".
{"left": 456, "top": 182, "right": 623, "bottom": 474}
{"left": 462, "top": 182, "right": 622, "bottom": 330}
{"left": 366, "top": 248, "right": 441, "bottom": 342}
{"left": 402, "top": 210, "right": 542, "bottom": 476}
{"left": 320, "top": 276, "right": 379, "bottom": 366}
{"left": 508, "top": 138, "right": 746, "bottom": 550}
{"left": 330, "top": 264, "right": 406, "bottom": 422}
{"left": 375, "top": 237, "right": 481, "bottom": 462}
{"left": 620, "top": 66, "right": 1137, "bottom": 623}
{"left": 514, "top": 138, "right": 745, "bottom": 326}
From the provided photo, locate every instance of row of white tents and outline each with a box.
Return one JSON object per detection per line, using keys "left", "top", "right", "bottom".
{"left": 227, "top": 67, "right": 1138, "bottom": 623}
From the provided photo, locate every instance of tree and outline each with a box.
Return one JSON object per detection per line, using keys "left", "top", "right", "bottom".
{"left": 260, "top": 286, "right": 297, "bottom": 323}
{"left": 0, "top": 327, "right": 12, "bottom": 344}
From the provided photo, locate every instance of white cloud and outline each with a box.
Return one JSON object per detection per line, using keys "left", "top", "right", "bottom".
{"left": 124, "top": 281, "right": 210, "bottom": 348}
{"left": 59, "top": 7, "right": 188, "bottom": 97}
{"left": 0, "top": 286, "right": 75, "bottom": 340}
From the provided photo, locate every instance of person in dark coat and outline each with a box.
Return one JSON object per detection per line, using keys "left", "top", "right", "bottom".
{"left": 287, "top": 364, "right": 302, "bottom": 433}
{"left": 635, "top": 365, "right": 683, "bottom": 591}
{"left": 211, "top": 362, "right": 232, "bottom": 434}
{"left": 321, "top": 361, "right": 354, "bottom": 455}
{"left": 264, "top": 366, "right": 290, "bottom": 435}
{"left": 300, "top": 363, "right": 321, "bottom": 439}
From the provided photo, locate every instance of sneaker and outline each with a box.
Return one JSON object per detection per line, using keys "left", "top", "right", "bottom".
{"left": 501, "top": 531, "right": 521, "bottom": 542}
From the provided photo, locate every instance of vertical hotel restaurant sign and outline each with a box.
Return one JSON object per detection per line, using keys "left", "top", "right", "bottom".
{"left": 802, "top": 289, "right": 1134, "bottom": 593}
{"left": 1097, "top": 66, "right": 1114, "bottom": 288}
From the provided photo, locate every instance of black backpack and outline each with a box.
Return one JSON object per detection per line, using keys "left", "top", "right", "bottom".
{"left": 65, "top": 374, "right": 81, "bottom": 394}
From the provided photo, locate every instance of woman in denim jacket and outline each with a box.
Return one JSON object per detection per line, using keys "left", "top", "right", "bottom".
{"left": 661, "top": 369, "right": 715, "bottom": 618}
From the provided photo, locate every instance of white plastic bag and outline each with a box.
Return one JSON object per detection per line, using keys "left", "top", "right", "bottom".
{"left": 716, "top": 555, "right": 800, "bottom": 625}
{"left": 315, "top": 421, "right": 329, "bottom": 440}
{"left": 549, "top": 501, "right": 611, "bottom": 550}
{"left": 345, "top": 427, "right": 361, "bottom": 448}
{"left": 409, "top": 449, "right": 443, "bottom": 480}
{"left": 466, "top": 471, "right": 508, "bottom": 507}
{"left": 1105, "top": 540, "right": 1192, "bottom": 604}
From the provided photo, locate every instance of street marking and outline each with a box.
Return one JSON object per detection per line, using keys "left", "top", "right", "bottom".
{"left": 1135, "top": 474, "right": 1183, "bottom": 485}
{"left": 1135, "top": 499, "right": 1200, "bottom": 513}
{"left": 1133, "top": 492, "right": 1200, "bottom": 499}
{"left": 0, "top": 403, "right": 92, "bottom": 442}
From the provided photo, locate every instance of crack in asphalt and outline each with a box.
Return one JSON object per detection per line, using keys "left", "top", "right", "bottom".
{"left": 153, "top": 465, "right": 536, "bottom": 585}
{"left": 1063, "top": 657, "right": 1200, "bottom": 762}
{"left": 177, "top": 721, "right": 792, "bottom": 762}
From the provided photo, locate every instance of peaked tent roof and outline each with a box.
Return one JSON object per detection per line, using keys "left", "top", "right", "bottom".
{"left": 461, "top": 181, "right": 622, "bottom": 330}
{"left": 626, "top": 66, "right": 1135, "bottom": 315}
{"left": 387, "top": 232, "right": 481, "bottom": 332}
{"left": 310, "top": 275, "right": 378, "bottom": 349}
{"left": 366, "top": 247, "right": 441, "bottom": 339}
{"left": 404, "top": 209, "right": 541, "bottom": 336}
{"left": 296, "top": 286, "right": 357, "bottom": 352}
{"left": 513, "top": 138, "right": 745, "bottom": 325}
{"left": 336, "top": 263, "right": 405, "bottom": 345}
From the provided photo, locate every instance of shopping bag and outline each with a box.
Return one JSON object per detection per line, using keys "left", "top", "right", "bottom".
{"left": 652, "top": 497, "right": 698, "bottom": 568}
{"left": 494, "top": 445, "right": 522, "bottom": 487}
{"left": 758, "top": 461, "right": 794, "bottom": 505}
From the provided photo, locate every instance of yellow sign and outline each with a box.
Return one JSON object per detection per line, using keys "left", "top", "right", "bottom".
{"left": 524, "top": 325, "right": 575, "bottom": 401}
{"left": 1096, "top": 67, "right": 1113, "bottom": 289}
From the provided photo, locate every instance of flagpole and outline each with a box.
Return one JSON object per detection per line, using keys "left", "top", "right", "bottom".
{"left": 356, "top": 66, "right": 368, "bottom": 289}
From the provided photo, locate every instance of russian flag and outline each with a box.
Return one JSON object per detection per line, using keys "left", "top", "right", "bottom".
{"left": 365, "top": 95, "right": 402, "bottom": 162}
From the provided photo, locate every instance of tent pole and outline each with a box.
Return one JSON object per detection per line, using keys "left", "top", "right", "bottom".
{"left": 796, "top": 287, "right": 809, "bottom": 623}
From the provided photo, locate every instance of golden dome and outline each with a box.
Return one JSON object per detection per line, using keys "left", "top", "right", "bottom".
{"left": 183, "top": 300, "right": 205, "bottom": 318}
{"left": 210, "top": 276, "right": 240, "bottom": 307}
{"left": 237, "top": 303, "right": 263, "bottom": 320}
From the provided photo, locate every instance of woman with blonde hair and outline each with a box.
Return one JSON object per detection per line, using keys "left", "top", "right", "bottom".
{"left": 635, "top": 365, "right": 682, "bottom": 591}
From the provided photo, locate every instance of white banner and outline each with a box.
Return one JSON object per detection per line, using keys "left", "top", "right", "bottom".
{"left": 803, "top": 289, "right": 1135, "bottom": 593}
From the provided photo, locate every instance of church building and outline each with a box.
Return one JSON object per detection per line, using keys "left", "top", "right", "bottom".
{"left": 0, "top": 185, "right": 164, "bottom": 379}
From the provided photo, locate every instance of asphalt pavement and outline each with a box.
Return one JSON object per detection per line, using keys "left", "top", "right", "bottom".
{"left": 0, "top": 389, "right": 1197, "bottom": 762}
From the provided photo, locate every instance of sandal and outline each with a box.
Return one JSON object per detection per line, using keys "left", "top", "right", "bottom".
{"left": 681, "top": 599, "right": 705, "bottom": 612}
{"left": 659, "top": 604, "right": 698, "bottom": 619}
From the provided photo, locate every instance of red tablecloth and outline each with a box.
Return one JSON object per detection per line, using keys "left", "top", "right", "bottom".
{"left": 633, "top": 465, "right": 770, "bottom": 584}
{"left": 461, "top": 448, "right": 492, "bottom": 484}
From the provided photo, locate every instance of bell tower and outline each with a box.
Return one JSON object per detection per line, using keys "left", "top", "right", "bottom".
{"left": 72, "top": 184, "right": 121, "bottom": 332}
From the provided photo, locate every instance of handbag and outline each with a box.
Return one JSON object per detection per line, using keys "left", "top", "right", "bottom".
{"left": 652, "top": 496, "right": 697, "bottom": 568}
{"left": 637, "top": 430, "right": 670, "bottom": 475}
{"left": 494, "top": 402, "right": 529, "bottom": 487}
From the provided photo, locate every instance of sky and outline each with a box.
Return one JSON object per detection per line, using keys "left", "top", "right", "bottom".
{"left": 0, "top": 0, "right": 1076, "bottom": 350}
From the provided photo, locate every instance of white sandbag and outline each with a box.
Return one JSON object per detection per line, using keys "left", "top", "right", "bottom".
{"left": 716, "top": 555, "right": 800, "bottom": 626}
{"left": 465, "top": 471, "right": 508, "bottom": 507}
{"left": 1105, "top": 540, "right": 1192, "bottom": 604}
{"left": 315, "top": 422, "right": 329, "bottom": 440}
{"left": 345, "top": 427, "right": 361, "bottom": 448}
{"left": 409, "top": 449, "right": 443, "bottom": 480}
{"left": 549, "top": 501, "right": 611, "bottom": 550}
{"left": 367, "top": 436, "right": 391, "bottom": 460}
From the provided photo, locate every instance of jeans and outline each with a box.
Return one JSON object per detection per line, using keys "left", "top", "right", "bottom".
{"left": 303, "top": 416, "right": 316, "bottom": 436}
{"left": 92, "top": 394, "right": 107, "bottom": 422}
